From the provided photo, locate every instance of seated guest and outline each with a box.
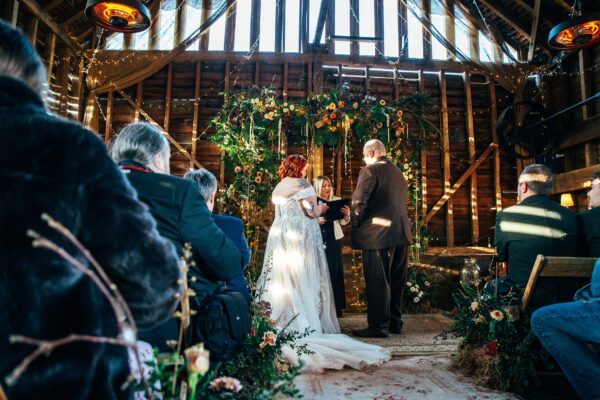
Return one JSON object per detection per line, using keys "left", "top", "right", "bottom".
{"left": 531, "top": 258, "right": 600, "bottom": 400}
{"left": 493, "top": 164, "right": 577, "bottom": 306}
{"left": 183, "top": 168, "right": 252, "bottom": 303}
{"left": 577, "top": 170, "right": 600, "bottom": 257}
{"left": 313, "top": 175, "right": 351, "bottom": 317}
{"left": 0, "top": 21, "right": 181, "bottom": 399}
{"left": 111, "top": 123, "right": 243, "bottom": 350}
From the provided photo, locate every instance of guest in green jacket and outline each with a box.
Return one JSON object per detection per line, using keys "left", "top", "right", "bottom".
{"left": 577, "top": 170, "right": 600, "bottom": 257}
{"left": 493, "top": 164, "right": 578, "bottom": 307}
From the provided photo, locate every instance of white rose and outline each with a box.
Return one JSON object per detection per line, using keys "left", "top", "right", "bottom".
{"left": 413, "top": 297, "right": 420, "bottom": 303}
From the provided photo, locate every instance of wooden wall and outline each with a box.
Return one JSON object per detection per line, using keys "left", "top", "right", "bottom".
{"left": 93, "top": 53, "right": 518, "bottom": 248}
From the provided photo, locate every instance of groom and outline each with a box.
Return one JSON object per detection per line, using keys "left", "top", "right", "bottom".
{"left": 351, "top": 139, "right": 412, "bottom": 338}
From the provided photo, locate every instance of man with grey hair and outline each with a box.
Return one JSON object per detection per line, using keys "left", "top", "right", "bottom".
{"left": 351, "top": 139, "right": 412, "bottom": 338}
{"left": 184, "top": 169, "right": 251, "bottom": 303}
{"left": 112, "top": 122, "right": 243, "bottom": 349}
{"left": 493, "top": 164, "right": 577, "bottom": 307}
{"left": 0, "top": 20, "right": 181, "bottom": 399}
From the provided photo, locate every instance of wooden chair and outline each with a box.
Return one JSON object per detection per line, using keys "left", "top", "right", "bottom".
{"left": 522, "top": 255, "right": 597, "bottom": 311}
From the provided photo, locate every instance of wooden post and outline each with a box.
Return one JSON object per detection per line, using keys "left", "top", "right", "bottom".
{"left": 123, "top": 33, "right": 133, "bottom": 50}
{"left": 221, "top": 62, "right": 230, "bottom": 184}
{"left": 419, "top": 69, "right": 427, "bottom": 219}
{"left": 254, "top": 62, "right": 260, "bottom": 86}
{"left": 307, "top": 62, "right": 312, "bottom": 97}
{"left": 275, "top": 0, "right": 285, "bottom": 52}
{"left": 175, "top": 0, "right": 187, "bottom": 46}
{"left": 199, "top": 0, "right": 212, "bottom": 50}
{"left": 104, "top": 90, "right": 113, "bottom": 143}
{"left": 58, "top": 49, "right": 71, "bottom": 117}
{"left": 75, "top": 57, "right": 86, "bottom": 123}
{"left": 445, "top": 0, "right": 455, "bottom": 60}
{"left": 26, "top": 16, "right": 39, "bottom": 45}
{"left": 225, "top": 0, "right": 236, "bottom": 51}
{"left": 283, "top": 62, "right": 289, "bottom": 101}
{"left": 134, "top": 81, "right": 143, "bottom": 122}
{"left": 164, "top": 63, "right": 173, "bottom": 132}
{"left": 350, "top": 0, "right": 359, "bottom": 57}
{"left": 149, "top": 7, "right": 159, "bottom": 50}
{"left": 326, "top": 0, "right": 335, "bottom": 54}
{"left": 375, "top": 0, "right": 384, "bottom": 57}
{"left": 464, "top": 72, "right": 479, "bottom": 243}
{"left": 398, "top": 0, "right": 407, "bottom": 60}
{"left": 6, "top": 0, "right": 19, "bottom": 27}
{"left": 300, "top": 0, "right": 309, "bottom": 53}
{"left": 421, "top": 0, "right": 432, "bottom": 60}
{"left": 44, "top": 32, "right": 56, "bottom": 85}
{"left": 191, "top": 62, "right": 201, "bottom": 169}
{"left": 251, "top": 0, "right": 261, "bottom": 50}
{"left": 469, "top": 19, "right": 479, "bottom": 62}
{"left": 440, "top": 70, "right": 454, "bottom": 246}
{"left": 312, "top": 58, "right": 324, "bottom": 183}
{"left": 579, "top": 48, "right": 597, "bottom": 166}
{"left": 489, "top": 77, "right": 502, "bottom": 211}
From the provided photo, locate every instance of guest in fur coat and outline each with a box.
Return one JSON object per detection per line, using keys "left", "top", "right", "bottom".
{"left": 0, "top": 20, "right": 182, "bottom": 399}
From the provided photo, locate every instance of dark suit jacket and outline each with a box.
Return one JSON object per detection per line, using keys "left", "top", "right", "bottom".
{"left": 495, "top": 195, "right": 578, "bottom": 302}
{"left": 350, "top": 156, "right": 412, "bottom": 250}
{"left": 118, "top": 160, "right": 242, "bottom": 349}
{"left": 213, "top": 214, "right": 252, "bottom": 303}
{"left": 577, "top": 207, "right": 600, "bottom": 257}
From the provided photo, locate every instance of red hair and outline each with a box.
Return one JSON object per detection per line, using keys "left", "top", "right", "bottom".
{"left": 278, "top": 155, "right": 307, "bottom": 179}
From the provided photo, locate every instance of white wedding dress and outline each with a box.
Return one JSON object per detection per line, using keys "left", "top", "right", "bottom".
{"left": 257, "top": 177, "right": 390, "bottom": 372}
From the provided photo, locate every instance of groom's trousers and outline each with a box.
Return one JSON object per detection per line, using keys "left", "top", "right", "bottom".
{"left": 362, "top": 245, "right": 408, "bottom": 332}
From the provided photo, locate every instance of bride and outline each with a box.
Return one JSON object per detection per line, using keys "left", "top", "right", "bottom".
{"left": 257, "top": 154, "right": 390, "bottom": 372}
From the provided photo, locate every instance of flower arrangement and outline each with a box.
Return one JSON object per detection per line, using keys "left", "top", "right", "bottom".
{"left": 438, "top": 284, "right": 554, "bottom": 395}
{"left": 402, "top": 264, "right": 433, "bottom": 313}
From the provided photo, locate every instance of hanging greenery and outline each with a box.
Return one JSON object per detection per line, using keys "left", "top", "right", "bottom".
{"left": 209, "top": 87, "right": 437, "bottom": 271}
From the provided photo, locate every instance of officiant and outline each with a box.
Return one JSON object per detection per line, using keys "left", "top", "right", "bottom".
{"left": 314, "top": 176, "right": 351, "bottom": 317}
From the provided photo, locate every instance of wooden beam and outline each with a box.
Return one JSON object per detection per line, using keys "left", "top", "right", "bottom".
{"left": 57, "top": 49, "right": 71, "bottom": 117}
{"left": 224, "top": 0, "right": 236, "bottom": 52}
{"left": 6, "top": 0, "right": 19, "bottom": 27}
{"left": 421, "top": 0, "right": 432, "bottom": 61}
{"left": 275, "top": 0, "right": 285, "bottom": 52}
{"left": 104, "top": 90, "right": 113, "bottom": 143}
{"left": 191, "top": 62, "right": 201, "bottom": 170}
{"left": 19, "top": 0, "right": 81, "bottom": 51}
{"left": 439, "top": 71, "right": 453, "bottom": 246}
{"left": 468, "top": 18, "right": 479, "bottom": 62}
{"left": 313, "top": 0, "right": 330, "bottom": 45}
{"left": 175, "top": 0, "right": 187, "bottom": 46}
{"left": 44, "top": 32, "right": 56, "bottom": 84}
{"left": 251, "top": 0, "right": 261, "bottom": 50}
{"left": 58, "top": 5, "right": 85, "bottom": 27}
{"left": 43, "top": 0, "right": 64, "bottom": 12}
{"left": 283, "top": 62, "right": 289, "bottom": 101}
{"left": 552, "top": 165, "right": 600, "bottom": 194}
{"left": 513, "top": 0, "right": 556, "bottom": 29}
{"left": 26, "top": 16, "right": 39, "bottom": 45}
{"left": 445, "top": 0, "right": 455, "bottom": 60}
{"left": 199, "top": 0, "right": 211, "bottom": 51}
{"left": 398, "top": 0, "right": 407, "bottom": 60}
{"left": 164, "top": 63, "right": 173, "bottom": 133}
{"left": 489, "top": 78, "right": 502, "bottom": 211}
{"left": 116, "top": 88, "right": 203, "bottom": 169}
{"left": 221, "top": 62, "right": 231, "bottom": 184}
{"left": 307, "top": 62, "right": 312, "bottom": 97}
{"left": 554, "top": 0, "right": 572, "bottom": 13}
{"left": 75, "top": 57, "right": 85, "bottom": 122}
{"left": 464, "top": 72, "right": 478, "bottom": 243}
{"left": 350, "top": 0, "right": 359, "bottom": 57}
{"left": 527, "top": 0, "right": 541, "bottom": 63}
{"left": 254, "top": 62, "right": 260, "bottom": 86}
{"left": 300, "top": 0, "right": 309, "bottom": 53}
{"left": 123, "top": 33, "right": 133, "bottom": 50}
{"left": 418, "top": 69, "right": 427, "bottom": 219}
{"left": 426, "top": 143, "right": 498, "bottom": 222}
{"left": 557, "top": 115, "right": 600, "bottom": 150}
{"left": 326, "top": 0, "right": 335, "bottom": 54}
{"left": 134, "top": 81, "right": 143, "bottom": 122}
{"left": 579, "top": 48, "right": 598, "bottom": 166}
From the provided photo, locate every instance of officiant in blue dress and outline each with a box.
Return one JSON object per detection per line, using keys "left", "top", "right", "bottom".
{"left": 314, "top": 176, "right": 351, "bottom": 317}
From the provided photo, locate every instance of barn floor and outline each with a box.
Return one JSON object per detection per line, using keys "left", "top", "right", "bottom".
{"left": 294, "top": 314, "right": 516, "bottom": 400}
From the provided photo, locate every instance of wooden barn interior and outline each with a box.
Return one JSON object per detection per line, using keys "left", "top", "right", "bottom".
{"left": 2, "top": 0, "right": 600, "bottom": 398}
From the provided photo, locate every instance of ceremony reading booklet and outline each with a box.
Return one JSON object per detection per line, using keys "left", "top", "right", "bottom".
{"left": 317, "top": 198, "right": 350, "bottom": 221}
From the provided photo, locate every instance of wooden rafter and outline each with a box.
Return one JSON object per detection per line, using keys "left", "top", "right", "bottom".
{"left": 58, "top": 4, "right": 85, "bottom": 27}
{"left": 554, "top": 0, "right": 572, "bottom": 13}
{"left": 313, "top": 0, "right": 330, "bottom": 46}
{"left": 20, "top": 0, "right": 81, "bottom": 51}
{"left": 43, "top": 0, "right": 64, "bottom": 11}
{"left": 527, "top": 0, "right": 541, "bottom": 63}
{"left": 512, "top": 0, "right": 557, "bottom": 29}
{"left": 477, "top": 0, "right": 552, "bottom": 56}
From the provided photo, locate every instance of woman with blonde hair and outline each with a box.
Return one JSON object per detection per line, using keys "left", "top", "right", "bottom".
{"left": 314, "top": 176, "right": 350, "bottom": 317}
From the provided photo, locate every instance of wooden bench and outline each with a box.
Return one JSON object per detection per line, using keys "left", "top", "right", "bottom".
{"left": 522, "top": 255, "right": 597, "bottom": 311}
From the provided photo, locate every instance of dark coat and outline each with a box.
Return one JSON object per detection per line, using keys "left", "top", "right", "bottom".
{"left": 118, "top": 161, "right": 243, "bottom": 349}
{"left": 350, "top": 156, "right": 412, "bottom": 250}
{"left": 494, "top": 195, "right": 578, "bottom": 303}
{"left": 577, "top": 207, "right": 600, "bottom": 258}
{"left": 213, "top": 214, "right": 252, "bottom": 303}
{"left": 0, "top": 76, "right": 181, "bottom": 399}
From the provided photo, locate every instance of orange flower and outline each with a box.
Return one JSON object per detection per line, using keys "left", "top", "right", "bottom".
{"left": 376, "top": 122, "right": 383, "bottom": 129}
{"left": 338, "top": 101, "right": 345, "bottom": 107}
{"left": 397, "top": 110, "right": 403, "bottom": 117}
{"left": 327, "top": 102, "right": 336, "bottom": 110}
{"left": 391, "top": 121, "right": 398, "bottom": 128}
{"left": 329, "top": 126, "right": 337, "bottom": 132}
{"left": 490, "top": 310, "right": 504, "bottom": 321}
{"left": 184, "top": 343, "right": 210, "bottom": 374}
{"left": 259, "top": 331, "right": 277, "bottom": 350}
{"left": 322, "top": 117, "right": 330, "bottom": 125}
{"left": 255, "top": 176, "right": 262, "bottom": 184}
{"left": 256, "top": 171, "right": 263, "bottom": 178}
{"left": 330, "top": 112, "right": 337, "bottom": 119}
{"left": 315, "top": 121, "right": 323, "bottom": 128}
{"left": 379, "top": 99, "right": 386, "bottom": 106}
{"left": 234, "top": 166, "right": 242, "bottom": 173}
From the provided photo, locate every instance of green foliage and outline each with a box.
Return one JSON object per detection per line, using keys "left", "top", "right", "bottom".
{"left": 439, "top": 284, "right": 554, "bottom": 395}
{"left": 402, "top": 265, "right": 433, "bottom": 313}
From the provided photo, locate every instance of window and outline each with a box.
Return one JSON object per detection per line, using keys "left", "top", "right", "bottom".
{"left": 431, "top": 0, "right": 447, "bottom": 60}
{"left": 359, "top": 0, "right": 375, "bottom": 56}
{"left": 383, "top": 0, "right": 399, "bottom": 57}
{"left": 335, "top": 0, "right": 350, "bottom": 55}
{"left": 407, "top": 0, "right": 423, "bottom": 59}
{"left": 454, "top": 5, "right": 470, "bottom": 58}
{"left": 158, "top": 7, "right": 176, "bottom": 50}
{"left": 105, "top": 33, "right": 123, "bottom": 50}
{"left": 208, "top": 8, "right": 226, "bottom": 50}
{"left": 259, "top": 0, "right": 276, "bottom": 51}
{"left": 309, "top": 0, "right": 326, "bottom": 44}
{"left": 503, "top": 44, "right": 518, "bottom": 64}
{"left": 479, "top": 31, "right": 494, "bottom": 62}
{"left": 132, "top": 29, "right": 149, "bottom": 50}
{"left": 234, "top": 0, "right": 252, "bottom": 51}
{"left": 184, "top": 3, "right": 202, "bottom": 50}
{"left": 285, "top": 0, "right": 300, "bottom": 52}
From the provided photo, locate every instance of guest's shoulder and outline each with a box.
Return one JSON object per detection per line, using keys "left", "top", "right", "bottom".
{"left": 579, "top": 206, "right": 600, "bottom": 219}
{"left": 212, "top": 214, "right": 244, "bottom": 232}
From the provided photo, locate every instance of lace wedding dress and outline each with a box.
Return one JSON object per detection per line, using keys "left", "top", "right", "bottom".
{"left": 257, "top": 177, "right": 390, "bottom": 372}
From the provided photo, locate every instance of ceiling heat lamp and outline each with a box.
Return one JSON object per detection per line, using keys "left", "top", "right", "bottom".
{"left": 85, "top": 0, "right": 151, "bottom": 33}
{"left": 548, "top": 0, "right": 600, "bottom": 50}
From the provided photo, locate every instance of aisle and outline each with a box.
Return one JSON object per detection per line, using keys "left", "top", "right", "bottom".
{"left": 294, "top": 314, "right": 517, "bottom": 399}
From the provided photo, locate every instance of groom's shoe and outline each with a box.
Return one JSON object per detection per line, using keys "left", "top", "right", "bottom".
{"left": 352, "top": 328, "right": 389, "bottom": 338}
{"left": 390, "top": 321, "right": 404, "bottom": 334}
